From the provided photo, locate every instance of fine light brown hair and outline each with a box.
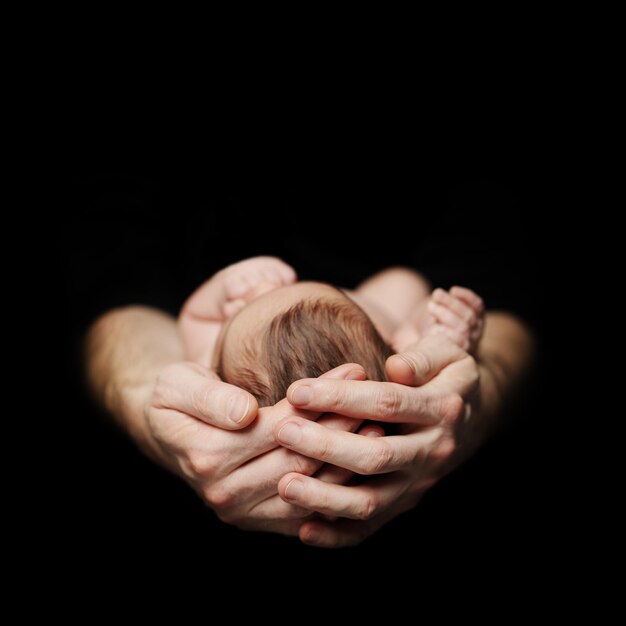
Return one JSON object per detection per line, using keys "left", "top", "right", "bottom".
{"left": 217, "top": 297, "right": 393, "bottom": 407}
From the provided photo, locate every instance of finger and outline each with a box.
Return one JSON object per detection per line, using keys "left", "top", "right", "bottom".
{"left": 215, "top": 375, "right": 370, "bottom": 513}
{"left": 290, "top": 364, "right": 367, "bottom": 431}
{"left": 449, "top": 286, "right": 484, "bottom": 313}
{"left": 278, "top": 472, "right": 409, "bottom": 519}
{"left": 299, "top": 507, "right": 402, "bottom": 548}
{"left": 321, "top": 363, "right": 367, "bottom": 381}
{"left": 470, "top": 317, "right": 485, "bottom": 343}
{"left": 245, "top": 495, "right": 314, "bottom": 521}
{"left": 156, "top": 363, "right": 258, "bottom": 429}
{"left": 431, "top": 288, "right": 477, "bottom": 324}
{"left": 288, "top": 378, "right": 441, "bottom": 424}
{"left": 232, "top": 516, "right": 304, "bottom": 536}
{"left": 213, "top": 446, "right": 324, "bottom": 507}
{"left": 313, "top": 464, "right": 354, "bottom": 486}
{"left": 437, "top": 326, "right": 470, "bottom": 352}
{"left": 219, "top": 409, "right": 367, "bottom": 504}
{"left": 212, "top": 363, "right": 366, "bottom": 470}
{"left": 275, "top": 418, "right": 438, "bottom": 473}
{"left": 307, "top": 367, "right": 368, "bottom": 434}
{"left": 359, "top": 424, "right": 385, "bottom": 438}
{"left": 427, "top": 301, "right": 467, "bottom": 330}
{"left": 216, "top": 364, "right": 370, "bottom": 469}
{"left": 229, "top": 363, "right": 365, "bottom": 441}
{"left": 312, "top": 425, "right": 382, "bottom": 520}
{"left": 391, "top": 322, "right": 421, "bottom": 353}
{"left": 385, "top": 334, "right": 467, "bottom": 386}
{"left": 298, "top": 488, "right": 422, "bottom": 548}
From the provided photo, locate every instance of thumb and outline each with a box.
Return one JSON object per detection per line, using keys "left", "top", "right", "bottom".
{"left": 386, "top": 335, "right": 466, "bottom": 387}
{"left": 156, "top": 362, "right": 259, "bottom": 430}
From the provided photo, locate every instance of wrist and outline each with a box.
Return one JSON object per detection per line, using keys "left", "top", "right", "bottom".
{"left": 115, "top": 378, "right": 162, "bottom": 459}
{"left": 86, "top": 306, "right": 183, "bottom": 467}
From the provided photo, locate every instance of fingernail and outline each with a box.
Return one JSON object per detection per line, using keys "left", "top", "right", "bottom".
{"left": 290, "top": 385, "right": 312, "bottom": 405}
{"left": 277, "top": 422, "right": 302, "bottom": 445}
{"left": 364, "top": 429, "right": 384, "bottom": 437}
{"left": 284, "top": 479, "right": 304, "bottom": 501}
{"left": 228, "top": 394, "right": 250, "bottom": 423}
{"left": 347, "top": 369, "right": 364, "bottom": 380}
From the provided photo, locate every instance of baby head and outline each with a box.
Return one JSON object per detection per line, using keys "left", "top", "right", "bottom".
{"left": 214, "top": 282, "right": 393, "bottom": 407}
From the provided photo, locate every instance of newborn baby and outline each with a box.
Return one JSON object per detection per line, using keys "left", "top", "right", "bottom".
{"left": 179, "top": 257, "right": 484, "bottom": 407}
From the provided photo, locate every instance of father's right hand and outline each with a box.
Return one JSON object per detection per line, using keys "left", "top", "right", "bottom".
{"left": 144, "top": 361, "right": 365, "bottom": 535}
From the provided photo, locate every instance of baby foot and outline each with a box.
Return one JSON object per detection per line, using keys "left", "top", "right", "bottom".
{"left": 220, "top": 256, "right": 297, "bottom": 318}
{"left": 425, "top": 286, "right": 485, "bottom": 354}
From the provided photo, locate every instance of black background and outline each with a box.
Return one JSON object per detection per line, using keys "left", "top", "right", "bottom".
{"left": 59, "top": 157, "right": 549, "bottom": 577}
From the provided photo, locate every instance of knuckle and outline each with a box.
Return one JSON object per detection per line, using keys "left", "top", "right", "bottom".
{"left": 151, "top": 385, "right": 166, "bottom": 408}
{"left": 434, "top": 437, "right": 456, "bottom": 462}
{"left": 203, "top": 484, "right": 235, "bottom": 509}
{"left": 441, "top": 393, "right": 465, "bottom": 425}
{"left": 289, "top": 452, "right": 319, "bottom": 476}
{"left": 362, "top": 440, "right": 392, "bottom": 474}
{"left": 153, "top": 365, "right": 180, "bottom": 405}
{"left": 314, "top": 435, "right": 332, "bottom": 463}
{"left": 156, "top": 362, "right": 179, "bottom": 384}
{"left": 375, "top": 388, "right": 402, "bottom": 420}
{"left": 411, "top": 350, "right": 431, "bottom": 378}
{"left": 187, "top": 452, "right": 220, "bottom": 478}
{"left": 324, "top": 384, "right": 345, "bottom": 411}
{"left": 191, "top": 384, "right": 213, "bottom": 416}
{"left": 285, "top": 505, "right": 314, "bottom": 520}
{"left": 463, "top": 310, "right": 476, "bottom": 324}
{"left": 356, "top": 493, "right": 379, "bottom": 520}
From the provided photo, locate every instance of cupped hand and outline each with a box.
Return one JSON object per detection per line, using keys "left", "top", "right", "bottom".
{"left": 144, "top": 361, "right": 366, "bottom": 535}
{"left": 273, "top": 335, "right": 482, "bottom": 547}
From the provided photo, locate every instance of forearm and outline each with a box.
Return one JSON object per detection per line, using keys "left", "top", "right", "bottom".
{"left": 476, "top": 311, "right": 536, "bottom": 428}
{"left": 85, "top": 306, "right": 184, "bottom": 464}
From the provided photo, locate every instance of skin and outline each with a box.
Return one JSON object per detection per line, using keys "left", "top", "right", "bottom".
{"left": 179, "top": 257, "right": 298, "bottom": 367}
{"left": 86, "top": 260, "right": 534, "bottom": 546}
{"left": 217, "top": 281, "right": 354, "bottom": 383}
{"left": 182, "top": 257, "right": 483, "bottom": 379}
{"left": 86, "top": 307, "right": 376, "bottom": 533}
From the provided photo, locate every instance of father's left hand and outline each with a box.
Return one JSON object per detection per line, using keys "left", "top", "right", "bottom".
{"left": 273, "top": 335, "right": 486, "bottom": 548}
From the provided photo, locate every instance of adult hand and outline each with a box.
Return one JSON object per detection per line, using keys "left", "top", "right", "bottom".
{"left": 144, "top": 361, "right": 367, "bottom": 535}
{"left": 273, "top": 335, "right": 484, "bottom": 547}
